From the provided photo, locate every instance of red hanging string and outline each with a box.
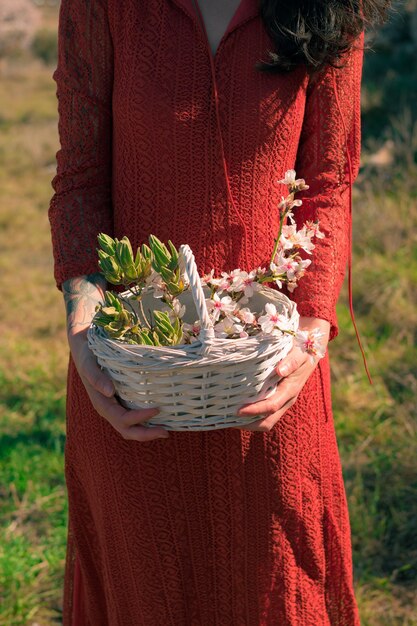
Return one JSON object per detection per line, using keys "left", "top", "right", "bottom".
{"left": 331, "top": 69, "right": 373, "bottom": 385}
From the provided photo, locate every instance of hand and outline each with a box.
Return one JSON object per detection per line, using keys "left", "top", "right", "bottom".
{"left": 233, "top": 317, "right": 330, "bottom": 432}
{"left": 68, "top": 329, "right": 169, "bottom": 441}
{"left": 63, "top": 273, "right": 169, "bottom": 442}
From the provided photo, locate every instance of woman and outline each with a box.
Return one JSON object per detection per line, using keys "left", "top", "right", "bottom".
{"left": 49, "top": 0, "right": 389, "bottom": 624}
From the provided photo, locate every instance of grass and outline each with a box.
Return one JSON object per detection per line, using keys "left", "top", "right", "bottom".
{"left": 0, "top": 371, "right": 67, "bottom": 626}
{"left": 0, "top": 6, "right": 416, "bottom": 625}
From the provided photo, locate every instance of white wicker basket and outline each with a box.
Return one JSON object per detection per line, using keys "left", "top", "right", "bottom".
{"left": 87, "top": 244, "right": 299, "bottom": 431}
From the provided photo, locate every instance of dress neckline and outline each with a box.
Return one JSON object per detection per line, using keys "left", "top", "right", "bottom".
{"left": 189, "top": 0, "right": 245, "bottom": 58}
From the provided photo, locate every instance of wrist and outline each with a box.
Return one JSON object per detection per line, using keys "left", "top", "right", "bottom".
{"left": 63, "top": 273, "right": 106, "bottom": 337}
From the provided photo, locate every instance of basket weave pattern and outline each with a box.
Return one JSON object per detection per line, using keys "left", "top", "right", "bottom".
{"left": 87, "top": 245, "right": 299, "bottom": 430}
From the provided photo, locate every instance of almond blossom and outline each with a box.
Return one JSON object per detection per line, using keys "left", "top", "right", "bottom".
{"left": 271, "top": 254, "right": 309, "bottom": 282}
{"left": 280, "top": 223, "right": 317, "bottom": 254}
{"left": 162, "top": 298, "right": 186, "bottom": 322}
{"left": 278, "top": 194, "right": 303, "bottom": 213}
{"left": 206, "top": 292, "right": 236, "bottom": 322}
{"left": 258, "top": 303, "right": 293, "bottom": 335}
{"left": 278, "top": 169, "right": 310, "bottom": 192}
{"left": 214, "top": 317, "right": 248, "bottom": 339}
{"left": 234, "top": 307, "right": 256, "bottom": 325}
{"left": 305, "top": 220, "right": 325, "bottom": 239}
{"left": 147, "top": 270, "right": 166, "bottom": 298}
{"left": 182, "top": 320, "right": 201, "bottom": 344}
{"left": 295, "top": 328, "right": 326, "bottom": 361}
{"left": 200, "top": 268, "right": 215, "bottom": 285}
{"left": 208, "top": 271, "right": 232, "bottom": 294}
{"left": 286, "top": 280, "right": 298, "bottom": 293}
{"left": 230, "top": 269, "right": 261, "bottom": 298}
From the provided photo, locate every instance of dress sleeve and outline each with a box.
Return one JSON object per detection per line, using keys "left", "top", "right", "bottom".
{"left": 48, "top": 0, "right": 114, "bottom": 291}
{"left": 290, "top": 34, "right": 364, "bottom": 341}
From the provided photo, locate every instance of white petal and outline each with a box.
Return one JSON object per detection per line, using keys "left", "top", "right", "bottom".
{"left": 265, "top": 302, "right": 277, "bottom": 316}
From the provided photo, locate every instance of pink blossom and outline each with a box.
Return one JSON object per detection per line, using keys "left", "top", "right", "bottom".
{"left": 286, "top": 281, "right": 298, "bottom": 293}
{"left": 255, "top": 266, "right": 267, "bottom": 277}
{"left": 295, "top": 328, "right": 326, "bottom": 361}
{"left": 230, "top": 269, "right": 261, "bottom": 298}
{"left": 271, "top": 256, "right": 300, "bottom": 281}
{"left": 214, "top": 317, "right": 247, "bottom": 339}
{"left": 305, "top": 220, "right": 325, "bottom": 239}
{"left": 258, "top": 303, "right": 292, "bottom": 335}
{"left": 277, "top": 169, "right": 310, "bottom": 192}
{"left": 279, "top": 194, "right": 303, "bottom": 213}
{"left": 293, "top": 258, "right": 312, "bottom": 280}
{"left": 206, "top": 292, "right": 235, "bottom": 322}
{"left": 148, "top": 270, "right": 166, "bottom": 298}
{"left": 182, "top": 320, "right": 201, "bottom": 344}
{"left": 162, "top": 298, "right": 186, "bottom": 322}
{"left": 209, "top": 271, "right": 232, "bottom": 294}
{"left": 236, "top": 307, "right": 256, "bottom": 324}
{"left": 281, "top": 224, "right": 316, "bottom": 254}
{"left": 201, "top": 268, "right": 215, "bottom": 285}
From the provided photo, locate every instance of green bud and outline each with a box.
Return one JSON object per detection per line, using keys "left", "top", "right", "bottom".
{"left": 141, "top": 243, "right": 152, "bottom": 261}
{"left": 104, "top": 291, "right": 121, "bottom": 309}
{"left": 137, "top": 328, "right": 154, "bottom": 346}
{"left": 101, "top": 306, "right": 118, "bottom": 316}
{"left": 115, "top": 238, "right": 134, "bottom": 271}
{"left": 167, "top": 240, "right": 179, "bottom": 270}
{"left": 99, "top": 255, "right": 122, "bottom": 281}
{"left": 149, "top": 235, "right": 170, "bottom": 266}
{"left": 124, "top": 264, "right": 139, "bottom": 281}
{"left": 97, "top": 233, "right": 116, "bottom": 255}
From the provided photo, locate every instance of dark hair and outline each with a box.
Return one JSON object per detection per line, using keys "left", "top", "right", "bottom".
{"left": 257, "top": 0, "right": 392, "bottom": 73}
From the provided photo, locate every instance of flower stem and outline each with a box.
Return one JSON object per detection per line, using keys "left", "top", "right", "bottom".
{"left": 139, "top": 298, "right": 152, "bottom": 329}
{"left": 125, "top": 285, "right": 152, "bottom": 329}
{"left": 119, "top": 294, "right": 138, "bottom": 322}
{"left": 270, "top": 211, "right": 286, "bottom": 265}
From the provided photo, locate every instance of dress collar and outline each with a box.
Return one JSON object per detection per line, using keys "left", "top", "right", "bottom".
{"left": 169, "top": 0, "right": 260, "bottom": 46}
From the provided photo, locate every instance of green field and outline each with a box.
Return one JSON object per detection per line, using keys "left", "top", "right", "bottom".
{"left": 0, "top": 5, "right": 416, "bottom": 625}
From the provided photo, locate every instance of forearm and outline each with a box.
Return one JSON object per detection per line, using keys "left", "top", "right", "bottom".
{"left": 62, "top": 273, "right": 107, "bottom": 338}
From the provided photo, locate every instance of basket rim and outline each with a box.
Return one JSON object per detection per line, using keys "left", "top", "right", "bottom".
{"left": 88, "top": 284, "right": 298, "bottom": 355}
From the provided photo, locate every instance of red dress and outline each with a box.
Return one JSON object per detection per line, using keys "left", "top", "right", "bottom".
{"left": 49, "top": 0, "right": 364, "bottom": 623}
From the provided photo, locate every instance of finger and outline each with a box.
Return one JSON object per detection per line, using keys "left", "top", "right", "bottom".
{"left": 93, "top": 390, "right": 161, "bottom": 427}
{"left": 258, "top": 396, "right": 297, "bottom": 429}
{"left": 234, "top": 396, "right": 297, "bottom": 431}
{"left": 123, "top": 425, "right": 170, "bottom": 441}
{"left": 103, "top": 403, "right": 169, "bottom": 440}
{"left": 121, "top": 405, "right": 164, "bottom": 427}
{"left": 275, "top": 350, "right": 308, "bottom": 378}
{"left": 80, "top": 349, "right": 115, "bottom": 397}
{"left": 237, "top": 382, "right": 292, "bottom": 417}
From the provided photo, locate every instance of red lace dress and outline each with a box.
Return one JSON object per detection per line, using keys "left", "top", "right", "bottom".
{"left": 49, "top": 0, "right": 364, "bottom": 624}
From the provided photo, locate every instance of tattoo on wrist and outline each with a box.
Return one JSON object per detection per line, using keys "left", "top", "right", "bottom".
{"left": 62, "top": 273, "right": 107, "bottom": 335}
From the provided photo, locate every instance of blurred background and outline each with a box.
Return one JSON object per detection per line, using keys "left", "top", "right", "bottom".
{"left": 0, "top": 0, "right": 416, "bottom": 624}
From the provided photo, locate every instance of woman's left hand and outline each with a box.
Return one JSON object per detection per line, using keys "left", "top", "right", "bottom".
{"left": 233, "top": 317, "right": 330, "bottom": 432}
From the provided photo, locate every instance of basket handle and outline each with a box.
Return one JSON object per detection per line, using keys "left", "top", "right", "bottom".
{"left": 179, "top": 244, "right": 215, "bottom": 355}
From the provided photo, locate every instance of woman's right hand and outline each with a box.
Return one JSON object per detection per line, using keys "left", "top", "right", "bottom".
{"left": 62, "top": 273, "right": 169, "bottom": 442}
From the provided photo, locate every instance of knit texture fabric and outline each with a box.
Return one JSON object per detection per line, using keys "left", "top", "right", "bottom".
{"left": 49, "top": 0, "right": 364, "bottom": 624}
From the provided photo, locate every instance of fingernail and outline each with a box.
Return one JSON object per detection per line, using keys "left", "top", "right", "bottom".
{"left": 279, "top": 364, "right": 289, "bottom": 375}
{"left": 103, "top": 382, "right": 114, "bottom": 396}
